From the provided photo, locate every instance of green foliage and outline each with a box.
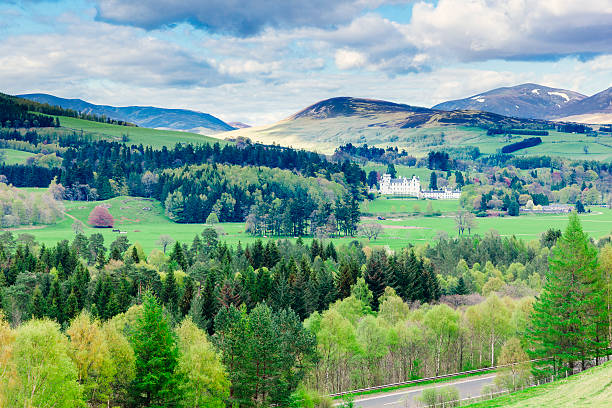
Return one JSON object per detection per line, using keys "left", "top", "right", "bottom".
{"left": 176, "top": 318, "right": 229, "bottom": 408}
{"left": 527, "top": 213, "right": 606, "bottom": 376}
{"left": 214, "top": 303, "right": 317, "bottom": 406}
{"left": 129, "top": 292, "right": 182, "bottom": 408}
{"left": 0, "top": 319, "right": 83, "bottom": 407}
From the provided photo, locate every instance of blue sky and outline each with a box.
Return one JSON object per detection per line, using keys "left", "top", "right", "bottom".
{"left": 1, "top": 0, "right": 612, "bottom": 124}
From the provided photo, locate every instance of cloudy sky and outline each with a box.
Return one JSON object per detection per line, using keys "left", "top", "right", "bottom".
{"left": 2, "top": 0, "right": 612, "bottom": 125}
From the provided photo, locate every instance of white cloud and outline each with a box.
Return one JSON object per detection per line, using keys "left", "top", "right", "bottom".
{"left": 335, "top": 49, "right": 367, "bottom": 70}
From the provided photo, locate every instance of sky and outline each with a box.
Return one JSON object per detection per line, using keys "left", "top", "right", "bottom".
{"left": 1, "top": 0, "right": 612, "bottom": 125}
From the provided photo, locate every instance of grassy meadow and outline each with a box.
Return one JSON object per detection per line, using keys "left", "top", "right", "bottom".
{"left": 55, "top": 116, "right": 229, "bottom": 148}
{"left": 0, "top": 148, "right": 36, "bottom": 165}
{"left": 7, "top": 191, "right": 612, "bottom": 254}
{"left": 465, "top": 361, "right": 612, "bottom": 408}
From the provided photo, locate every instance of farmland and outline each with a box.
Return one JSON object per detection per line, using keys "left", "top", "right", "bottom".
{"left": 0, "top": 148, "right": 36, "bottom": 165}
{"left": 9, "top": 192, "right": 612, "bottom": 253}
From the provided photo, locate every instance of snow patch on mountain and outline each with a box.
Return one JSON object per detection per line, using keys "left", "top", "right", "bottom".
{"left": 548, "top": 91, "right": 570, "bottom": 102}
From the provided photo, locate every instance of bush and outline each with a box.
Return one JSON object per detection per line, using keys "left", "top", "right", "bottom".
{"left": 418, "top": 385, "right": 460, "bottom": 407}
{"left": 88, "top": 206, "right": 114, "bottom": 228}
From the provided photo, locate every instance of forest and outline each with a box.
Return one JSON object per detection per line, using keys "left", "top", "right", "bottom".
{"left": 0, "top": 213, "right": 610, "bottom": 407}
{"left": 0, "top": 129, "right": 366, "bottom": 232}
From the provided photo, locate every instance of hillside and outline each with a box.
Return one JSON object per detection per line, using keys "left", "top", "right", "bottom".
{"left": 556, "top": 87, "right": 612, "bottom": 123}
{"left": 55, "top": 116, "right": 229, "bottom": 148}
{"left": 432, "top": 83, "right": 586, "bottom": 119}
{"left": 466, "top": 361, "right": 612, "bottom": 408}
{"left": 220, "top": 96, "right": 608, "bottom": 157}
{"left": 19, "top": 93, "right": 236, "bottom": 134}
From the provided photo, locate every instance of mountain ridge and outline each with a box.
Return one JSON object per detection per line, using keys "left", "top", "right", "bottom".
{"left": 18, "top": 93, "right": 236, "bottom": 134}
{"left": 432, "top": 83, "right": 586, "bottom": 119}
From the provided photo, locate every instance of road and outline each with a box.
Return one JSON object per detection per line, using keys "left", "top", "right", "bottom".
{"left": 336, "top": 373, "right": 496, "bottom": 408}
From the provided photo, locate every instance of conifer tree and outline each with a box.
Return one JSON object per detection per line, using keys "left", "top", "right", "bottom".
{"left": 162, "top": 270, "right": 179, "bottom": 312}
{"left": 30, "top": 285, "right": 46, "bottom": 318}
{"left": 179, "top": 277, "right": 194, "bottom": 317}
{"left": 337, "top": 259, "right": 358, "bottom": 299}
{"left": 47, "top": 278, "right": 64, "bottom": 324}
{"left": 527, "top": 213, "right": 605, "bottom": 376}
{"left": 365, "top": 250, "right": 389, "bottom": 310}
{"left": 129, "top": 292, "right": 182, "bottom": 407}
{"left": 454, "top": 276, "right": 468, "bottom": 295}
{"left": 169, "top": 242, "right": 187, "bottom": 271}
{"left": 65, "top": 289, "right": 79, "bottom": 320}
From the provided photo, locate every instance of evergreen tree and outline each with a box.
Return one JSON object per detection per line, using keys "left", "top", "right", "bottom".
{"left": 429, "top": 171, "right": 438, "bottom": 190}
{"left": 179, "top": 277, "right": 194, "bottom": 317}
{"left": 65, "top": 289, "right": 79, "bottom": 320}
{"left": 337, "top": 259, "right": 358, "bottom": 299}
{"left": 110, "top": 246, "right": 123, "bottom": 261}
{"left": 30, "top": 285, "right": 46, "bottom": 318}
{"left": 454, "top": 276, "right": 468, "bottom": 295}
{"left": 575, "top": 200, "right": 586, "bottom": 213}
{"left": 47, "top": 277, "right": 64, "bottom": 324}
{"left": 364, "top": 250, "right": 389, "bottom": 311}
{"left": 131, "top": 246, "right": 140, "bottom": 263}
{"left": 129, "top": 292, "right": 182, "bottom": 407}
{"left": 162, "top": 270, "right": 179, "bottom": 312}
{"left": 527, "top": 214, "right": 605, "bottom": 376}
{"left": 169, "top": 241, "right": 188, "bottom": 271}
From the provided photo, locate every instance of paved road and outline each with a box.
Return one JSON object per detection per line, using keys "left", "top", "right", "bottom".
{"left": 337, "top": 374, "right": 496, "bottom": 408}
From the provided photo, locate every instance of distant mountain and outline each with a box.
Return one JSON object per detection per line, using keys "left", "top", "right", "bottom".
{"left": 228, "top": 121, "right": 251, "bottom": 129}
{"left": 290, "top": 97, "right": 432, "bottom": 120}
{"left": 557, "top": 87, "right": 612, "bottom": 117}
{"left": 432, "top": 83, "right": 586, "bottom": 119}
{"left": 18, "top": 93, "right": 236, "bottom": 133}
{"left": 222, "top": 96, "right": 550, "bottom": 153}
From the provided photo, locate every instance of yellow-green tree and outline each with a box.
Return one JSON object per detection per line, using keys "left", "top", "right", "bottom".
{"left": 495, "top": 337, "right": 531, "bottom": 391}
{"left": 176, "top": 317, "right": 229, "bottom": 408}
{"left": 67, "top": 312, "right": 116, "bottom": 406}
{"left": 1, "top": 319, "right": 82, "bottom": 407}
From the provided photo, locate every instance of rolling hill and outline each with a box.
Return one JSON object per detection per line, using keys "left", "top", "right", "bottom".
{"left": 18, "top": 93, "right": 236, "bottom": 134}
{"left": 432, "top": 83, "right": 586, "bottom": 119}
{"left": 221, "top": 97, "right": 554, "bottom": 153}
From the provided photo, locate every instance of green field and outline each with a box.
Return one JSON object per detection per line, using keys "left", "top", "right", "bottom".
{"left": 56, "top": 116, "right": 229, "bottom": 148}
{"left": 466, "top": 361, "right": 612, "bottom": 407}
{"left": 0, "top": 148, "right": 36, "bottom": 165}
{"left": 7, "top": 193, "right": 612, "bottom": 254}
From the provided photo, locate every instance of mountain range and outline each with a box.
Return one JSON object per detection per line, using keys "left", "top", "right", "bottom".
{"left": 18, "top": 93, "right": 236, "bottom": 134}
{"left": 432, "top": 83, "right": 612, "bottom": 122}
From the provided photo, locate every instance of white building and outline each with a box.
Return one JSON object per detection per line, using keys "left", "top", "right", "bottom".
{"left": 419, "top": 188, "right": 461, "bottom": 200}
{"left": 377, "top": 173, "right": 461, "bottom": 199}
{"left": 379, "top": 173, "right": 421, "bottom": 196}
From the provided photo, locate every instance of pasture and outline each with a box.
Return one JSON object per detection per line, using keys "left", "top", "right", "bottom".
{"left": 55, "top": 116, "right": 229, "bottom": 148}
{"left": 0, "top": 148, "right": 36, "bottom": 165}
{"left": 7, "top": 193, "right": 612, "bottom": 255}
